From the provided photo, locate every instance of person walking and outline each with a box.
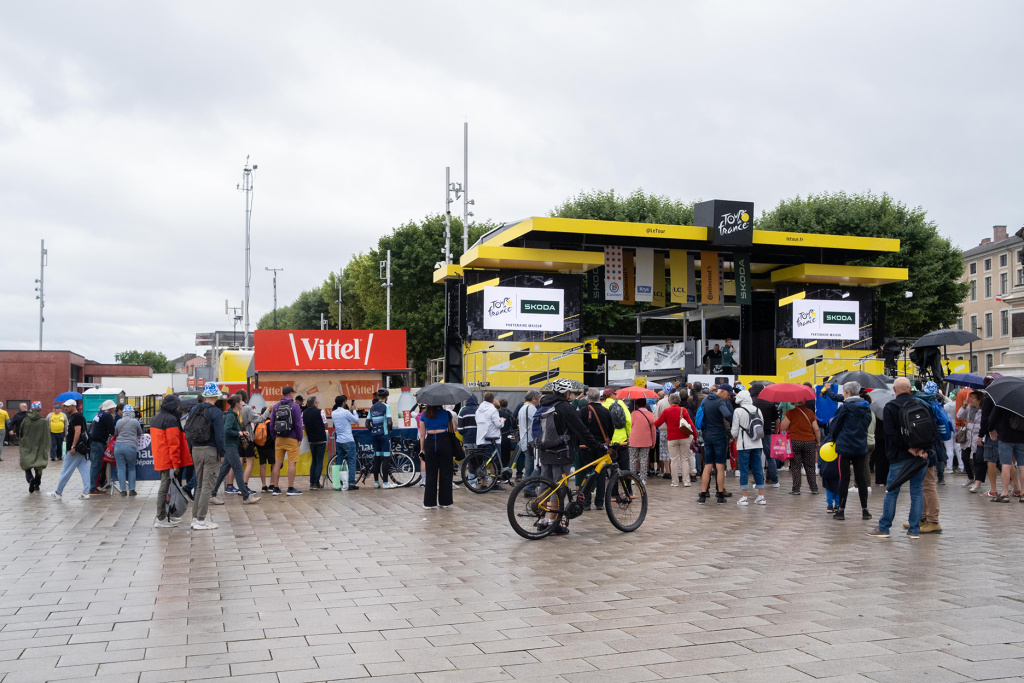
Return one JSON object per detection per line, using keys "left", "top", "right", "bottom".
{"left": 781, "top": 399, "right": 820, "bottom": 495}
{"left": 730, "top": 390, "right": 766, "bottom": 506}
{"left": 47, "top": 402, "right": 67, "bottom": 461}
{"left": 150, "top": 394, "right": 192, "bottom": 527}
{"left": 628, "top": 399, "right": 657, "bottom": 483}
{"left": 869, "top": 377, "right": 929, "bottom": 539}
{"left": 654, "top": 393, "right": 696, "bottom": 488}
{"left": 419, "top": 404, "right": 456, "bottom": 509}
{"left": 19, "top": 402, "right": 49, "bottom": 493}
{"left": 47, "top": 399, "right": 92, "bottom": 500}
{"left": 302, "top": 396, "right": 328, "bottom": 490}
{"left": 210, "top": 396, "right": 260, "bottom": 505}
{"left": 88, "top": 400, "right": 118, "bottom": 494}
{"left": 113, "top": 405, "right": 143, "bottom": 497}
{"left": 234, "top": 390, "right": 259, "bottom": 493}
{"left": 270, "top": 386, "right": 305, "bottom": 496}
{"left": 829, "top": 381, "right": 873, "bottom": 521}
{"left": 331, "top": 395, "right": 360, "bottom": 490}
{"left": 698, "top": 384, "right": 735, "bottom": 505}
{"left": 186, "top": 382, "right": 227, "bottom": 530}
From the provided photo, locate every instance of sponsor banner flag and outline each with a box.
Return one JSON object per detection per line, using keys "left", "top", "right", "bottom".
{"left": 587, "top": 266, "right": 605, "bottom": 303}
{"left": 604, "top": 246, "right": 623, "bottom": 301}
{"left": 735, "top": 252, "right": 752, "bottom": 306}
{"left": 700, "top": 250, "right": 720, "bottom": 305}
{"left": 687, "top": 254, "right": 696, "bottom": 303}
{"left": 669, "top": 249, "right": 688, "bottom": 303}
{"left": 635, "top": 247, "right": 654, "bottom": 302}
{"left": 620, "top": 249, "right": 635, "bottom": 305}
{"left": 652, "top": 252, "right": 666, "bottom": 307}
{"left": 718, "top": 254, "right": 726, "bottom": 304}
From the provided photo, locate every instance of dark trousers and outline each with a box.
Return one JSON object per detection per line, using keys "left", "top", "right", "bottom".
{"left": 308, "top": 441, "right": 327, "bottom": 487}
{"left": 24, "top": 468, "right": 42, "bottom": 487}
{"left": 89, "top": 440, "right": 106, "bottom": 490}
{"left": 838, "top": 454, "right": 869, "bottom": 510}
{"left": 578, "top": 446, "right": 606, "bottom": 507}
{"left": 50, "top": 433, "right": 63, "bottom": 459}
{"left": 372, "top": 455, "right": 391, "bottom": 482}
{"left": 972, "top": 447, "right": 987, "bottom": 483}
{"left": 423, "top": 433, "right": 454, "bottom": 507}
{"left": 959, "top": 447, "right": 975, "bottom": 480}
{"left": 213, "top": 444, "right": 252, "bottom": 499}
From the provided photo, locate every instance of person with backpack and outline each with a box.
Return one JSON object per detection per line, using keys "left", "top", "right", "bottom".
{"left": 184, "top": 382, "right": 228, "bottom": 530}
{"left": 698, "top": 384, "right": 736, "bottom": 505}
{"left": 654, "top": 392, "right": 696, "bottom": 488}
{"left": 828, "top": 381, "right": 873, "bottom": 521}
{"left": 254, "top": 404, "right": 277, "bottom": 492}
{"left": 269, "top": 386, "right": 305, "bottom": 496}
{"left": 233, "top": 390, "right": 259, "bottom": 494}
{"left": 578, "top": 388, "right": 613, "bottom": 508}
{"left": 150, "top": 394, "right": 193, "bottom": 528}
{"left": 367, "top": 388, "right": 396, "bottom": 489}
{"left": 628, "top": 399, "right": 657, "bottom": 483}
{"left": 729, "top": 390, "right": 766, "bottom": 506}
{"left": 911, "top": 382, "right": 950, "bottom": 531}
{"left": 601, "top": 388, "right": 632, "bottom": 474}
{"left": 209, "top": 395, "right": 261, "bottom": 506}
{"left": 750, "top": 384, "right": 781, "bottom": 488}
{"left": 868, "top": 377, "right": 930, "bottom": 539}
{"left": 536, "top": 379, "right": 607, "bottom": 535}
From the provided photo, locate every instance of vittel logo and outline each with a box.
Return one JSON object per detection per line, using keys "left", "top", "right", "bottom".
{"left": 288, "top": 332, "right": 374, "bottom": 367}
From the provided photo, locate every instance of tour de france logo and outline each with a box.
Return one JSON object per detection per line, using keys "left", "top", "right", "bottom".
{"left": 796, "top": 307, "right": 817, "bottom": 327}
{"left": 718, "top": 208, "right": 751, "bottom": 236}
{"left": 488, "top": 296, "right": 513, "bottom": 318}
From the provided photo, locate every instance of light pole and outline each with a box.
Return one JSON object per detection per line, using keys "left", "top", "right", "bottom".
{"left": 265, "top": 267, "right": 283, "bottom": 330}
{"left": 380, "top": 250, "right": 392, "bottom": 330}
{"left": 237, "top": 157, "right": 257, "bottom": 346}
{"left": 336, "top": 266, "right": 343, "bottom": 330}
{"left": 34, "top": 239, "right": 47, "bottom": 350}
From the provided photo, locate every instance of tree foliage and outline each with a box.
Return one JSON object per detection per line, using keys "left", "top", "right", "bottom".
{"left": 757, "top": 191, "right": 969, "bottom": 337}
{"left": 114, "top": 350, "right": 176, "bottom": 373}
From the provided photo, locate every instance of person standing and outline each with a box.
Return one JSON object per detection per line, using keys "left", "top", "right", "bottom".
{"left": 829, "top": 381, "right": 873, "bottom": 521}
{"left": 419, "top": 404, "right": 456, "bottom": 509}
{"left": 87, "top": 400, "right": 118, "bottom": 494}
{"left": 210, "top": 396, "right": 260, "bottom": 505}
{"left": 750, "top": 385, "right": 781, "bottom": 488}
{"left": 331, "top": 395, "right": 360, "bottom": 490}
{"left": 654, "top": 392, "right": 696, "bottom": 488}
{"left": 9, "top": 402, "right": 29, "bottom": 446}
{"left": 730, "top": 390, "right": 766, "bottom": 506}
{"left": 151, "top": 394, "right": 192, "bottom": 527}
{"left": 303, "top": 396, "right": 328, "bottom": 490}
{"left": 987, "top": 389, "right": 1024, "bottom": 505}
{"left": 47, "top": 402, "right": 67, "bottom": 461}
{"left": 270, "top": 386, "right": 305, "bottom": 496}
{"left": 781, "top": 399, "right": 820, "bottom": 495}
{"left": 19, "top": 402, "right": 49, "bottom": 493}
{"left": 475, "top": 392, "right": 502, "bottom": 448}
{"left": 602, "top": 388, "right": 633, "bottom": 474}
{"left": 869, "top": 377, "right": 929, "bottom": 539}
{"left": 47, "top": 399, "right": 92, "bottom": 500}
{"left": 516, "top": 391, "right": 540, "bottom": 480}
{"left": 628, "top": 399, "right": 657, "bottom": 483}
{"left": 578, "top": 388, "right": 613, "bottom": 508}
{"left": 698, "top": 384, "right": 735, "bottom": 505}
{"left": 960, "top": 391, "right": 985, "bottom": 492}
{"left": 702, "top": 345, "right": 722, "bottom": 373}
{"left": 186, "top": 382, "right": 227, "bottom": 530}
{"left": 0, "top": 401, "right": 8, "bottom": 458}
{"left": 113, "top": 405, "right": 142, "bottom": 497}
{"left": 457, "top": 394, "right": 479, "bottom": 445}
{"left": 367, "top": 388, "right": 395, "bottom": 489}
{"left": 721, "top": 338, "right": 739, "bottom": 375}
{"left": 653, "top": 384, "right": 673, "bottom": 480}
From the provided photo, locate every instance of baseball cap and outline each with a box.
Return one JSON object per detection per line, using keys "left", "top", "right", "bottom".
{"left": 282, "top": 386, "right": 295, "bottom": 395}
{"left": 601, "top": 388, "right": 616, "bottom": 398}
{"left": 63, "top": 399, "right": 77, "bottom": 407}
{"left": 717, "top": 383, "right": 735, "bottom": 394}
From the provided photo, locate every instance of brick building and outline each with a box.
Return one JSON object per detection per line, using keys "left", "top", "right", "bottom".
{"left": 0, "top": 350, "right": 151, "bottom": 409}
{"left": 958, "top": 225, "right": 1023, "bottom": 373}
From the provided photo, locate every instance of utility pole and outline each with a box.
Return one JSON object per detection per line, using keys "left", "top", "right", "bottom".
{"left": 227, "top": 301, "right": 243, "bottom": 346}
{"left": 237, "top": 157, "right": 257, "bottom": 347}
{"left": 265, "top": 267, "right": 283, "bottom": 330}
{"left": 462, "top": 122, "right": 474, "bottom": 254}
{"left": 336, "top": 267, "right": 343, "bottom": 330}
{"left": 444, "top": 167, "right": 452, "bottom": 263}
{"left": 34, "top": 240, "right": 47, "bottom": 350}
{"left": 380, "top": 250, "right": 392, "bottom": 330}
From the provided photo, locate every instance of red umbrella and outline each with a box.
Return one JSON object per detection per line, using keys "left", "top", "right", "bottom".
{"left": 616, "top": 386, "right": 659, "bottom": 400}
{"left": 758, "top": 383, "right": 816, "bottom": 403}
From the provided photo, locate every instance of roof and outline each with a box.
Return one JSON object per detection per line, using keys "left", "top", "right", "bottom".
{"left": 962, "top": 235, "right": 1022, "bottom": 260}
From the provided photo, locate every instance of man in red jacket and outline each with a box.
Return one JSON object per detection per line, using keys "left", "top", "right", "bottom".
{"left": 150, "top": 394, "right": 193, "bottom": 528}
{"left": 654, "top": 393, "right": 697, "bottom": 487}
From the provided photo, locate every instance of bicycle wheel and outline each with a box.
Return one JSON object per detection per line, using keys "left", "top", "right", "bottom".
{"left": 461, "top": 451, "right": 500, "bottom": 493}
{"left": 389, "top": 452, "right": 421, "bottom": 488}
{"left": 507, "top": 476, "right": 563, "bottom": 540}
{"left": 605, "top": 470, "right": 648, "bottom": 532}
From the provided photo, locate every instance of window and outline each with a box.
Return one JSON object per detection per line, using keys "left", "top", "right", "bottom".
{"left": 986, "top": 353, "right": 994, "bottom": 371}
{"left": 1002, "top": 272, "right": 1009, "bottom": 295}
{"left": 970, "top": 314, "right": 978, "bottom": 335}
{"left": 969, "top": 262, "right": 977, "bottom": 275}
{"left": 971, "top": 355, "right": 978, "bottom": 373}
{"left": 985, "top": 258, "right": 992, "bottom": 271}
{"left": 1019, "top": 268, "right": 1024, "bottom": 287}
{"left": 985, "top": 276, "right": 992, "bottom": 298}
{"left": 970, "top": 280, "right": 977, "bottom": 301}
{"left": 986, "top": 312, "right": 993, "bottom": 338}
{"left": 957, "top": 317, "right": 964, "bottom": 331}
{"left": 1001, "top": 253, "right": 1008, "bottom": 268}
{"left": 1003, "top": 310, "right": 1010, "bottom": 336}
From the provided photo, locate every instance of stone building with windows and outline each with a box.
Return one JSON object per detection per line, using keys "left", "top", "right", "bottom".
{"left": 959, "top": 225, "right": 1022, "bottom": 374}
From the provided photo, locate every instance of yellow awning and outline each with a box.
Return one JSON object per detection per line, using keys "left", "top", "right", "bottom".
{"left": 770, "top": 263, "right": 908, "bottom": 286}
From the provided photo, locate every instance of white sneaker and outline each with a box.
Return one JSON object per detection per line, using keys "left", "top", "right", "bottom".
{"left": 683, "top": 481, "right": 691, "bottom": 487}
{"left": 755, "top": 496, "right": 767, "bottom": 505}
{"left": 373, "top": 481, "right": 381, "bottom": 489}
{"left": 772, "top": 482, "right": 781, "bottom": 488}
{"left": 423, "top": 504, "right": 437, "bottom": 509}
{"left": 154, "top": 519, "right": 177, "bottom": 528}
{"left": 170, "top": 516, "right": 182, "bottom": 523}
{"left": 969, "top": 482, "right": 980, "bottom": 492}
{"left": 45, "top": 492, "right": 61, "bottom": 499}
{"left": 242, "top": 495, "right": 261, "bottom": 504}
{"left": 191, "top": 519, "right": 218, "bottom": 530}
{"left": 734, "top": 471, "right": 741, "bottom": 477}
{"left": 381, "top": 483, "right": 396, "bottom": 489}
{"left": 670, "top": 483, "right": 679, "bottom": 487}
{"left": 209, "top": 496, "right": 225, "bottom": 505}
{"left": 77, "top": 493, "right": 90, "bottom": 500}
{"left": 850, "top": 487, "right": 858, "bottom": 493}
{"left": 737, "top": 496, "right": 749, "bottom": 506}
{"left": 452, "top": 483, "right": 460, "bottom": 489}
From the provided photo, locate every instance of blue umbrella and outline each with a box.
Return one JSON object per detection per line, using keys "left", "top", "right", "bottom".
{"left": 945, "top": 373, "right": 985, "bottom": 390}
{"left": 54, "top": 391, "right": 83, "bottom": 403}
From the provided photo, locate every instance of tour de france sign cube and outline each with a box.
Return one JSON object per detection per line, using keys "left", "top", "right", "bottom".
{"left": 694, "top": 199, "right": 755, "bottom": 248}
{"left": 482, "top": 286, "right": 564, "bottom": 332}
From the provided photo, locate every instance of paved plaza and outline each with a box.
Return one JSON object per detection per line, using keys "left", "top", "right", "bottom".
{"left": 2, "top": 455, "right": 1024, "bottom": 683}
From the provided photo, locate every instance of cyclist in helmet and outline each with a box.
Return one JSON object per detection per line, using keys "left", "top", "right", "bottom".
{"left": 536, "top": 379, "right": 607, "bottom": 535}
{"left": 367, "top": 388, "right": 395, "bottom": 488}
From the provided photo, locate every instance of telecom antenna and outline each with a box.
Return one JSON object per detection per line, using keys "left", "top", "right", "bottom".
{"left": 237, "top": 156, "right": 257, "bottom": 347}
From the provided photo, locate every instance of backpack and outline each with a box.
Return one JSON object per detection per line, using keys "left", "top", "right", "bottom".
{"left": 273, "top": 402, "right": 294, "bottom": 436}
{"left": 532, "top": 404, "right": 552, "bottom": 441}
{"left": 900, "top": 398, "right": 939, "bottom": 449}
{"left": 253, "top": 420, "right": 268, "bottom": 447}
{"left": 695, "top": 398, "right": 708, "bottom": 431}
{"left": 184, "top": 403, "right": 213, "bottom": 443}
{"left": 537, "top": 405, "right": 570, "bottom": 454}
{"left": 368, "top": 402, "right": 389, "bottom": 436}
{"left": 742, "top": 406, "right": 765, "bottom": 441}
{"left": 928, "top": 400, "right": 953, "bottom": 441}
{"left": 608, "top": 400, "right": 628, "bottom": 430}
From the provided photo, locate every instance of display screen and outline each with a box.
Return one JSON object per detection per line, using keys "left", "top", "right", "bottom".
{"left": 791, "top": 299, "right": 860, "bottom": 341}
{"left": 483, "top": 286, "right": 564, "bottom": 332}
{"left": 465, "top": 271, "right": 581, "bottom": 342}
{"left": 776, "top": 284, "right": 873, "bottom": 350}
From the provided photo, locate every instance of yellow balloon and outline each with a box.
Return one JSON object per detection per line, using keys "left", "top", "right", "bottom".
{"left": 819, "top": 441, "right": 838, "bottom": 462}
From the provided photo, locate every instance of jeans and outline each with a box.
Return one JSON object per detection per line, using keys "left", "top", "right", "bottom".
{"left": 89, "top": 440, "right": 106, "bottom": 490}
{"left": 878, "top": 458, "right": 927, "bottom": 534}
{"left": 998, "top": 440, "right": 1024, "bottom": 466}
{"left": 54, "top": 452, "right": 91, "bottom": 495}
{"left": 337, "top": 441, "right": 358, "bottom": 484}
{"left": 213, "top": 443, "right": 251, "bottom": 499}
{"left": 308, "top": 441, "right": 327, "bottom": 487}
{"left": 113, "top": 443, "right": 138, "bottom": 492}
{"left": 761, "top": 435, "right": 778, "bottom": 484}
{"left": 50, "top": 432, "right": 63, "bottom": 460}
{"left": 737, "top": 448, "right": 764, "bottom": 489}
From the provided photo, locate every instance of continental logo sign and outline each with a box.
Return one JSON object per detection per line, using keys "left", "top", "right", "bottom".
{"left": 521, "top": 300, "right": 560, "bottom": 315}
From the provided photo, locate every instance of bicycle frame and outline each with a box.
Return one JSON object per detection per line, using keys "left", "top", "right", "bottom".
{"left": 534, "top": 452, "right": 615, "bottom": 510}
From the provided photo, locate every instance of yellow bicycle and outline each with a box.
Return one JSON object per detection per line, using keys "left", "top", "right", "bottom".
{"left": 506, "top": 451, "right": 648, "bottom": 539}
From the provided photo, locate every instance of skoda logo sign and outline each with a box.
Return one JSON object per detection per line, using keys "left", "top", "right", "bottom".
{"left": 823, "top": 311, "right": 855, "bottom": 324}
{"left": 521, "top": 300, "right": 559, "bottom": 314}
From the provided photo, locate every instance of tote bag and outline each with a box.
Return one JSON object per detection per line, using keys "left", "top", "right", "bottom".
{"left": 771, "top": 434, "right": 793, "bottom": 461}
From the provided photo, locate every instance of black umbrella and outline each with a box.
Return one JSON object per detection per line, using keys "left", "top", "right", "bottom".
{"left": 983, "top": 376, "right": 1024, "bottom": 418}
{"left": 911, "top": 329, "right": 981, "bottom": 349}
{"left": 886, "top": 457, "right": 929, "bottom": 492}
{"left": 416, "top": 382, "right": 473, "bottom": 406}
{"left": 829, "top": 370, "right": 890, "bottom": 391}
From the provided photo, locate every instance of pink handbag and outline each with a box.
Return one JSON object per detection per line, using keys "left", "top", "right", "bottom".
{"left": 771, "top": 434, "right": 793, "bottom": 461}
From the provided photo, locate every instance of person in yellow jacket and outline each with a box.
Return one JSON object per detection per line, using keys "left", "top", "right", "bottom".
{"left": 0, "top": 401, "right": 8, "bottom": 461}
{"left": 47, "top": 402, "right": 68, "bottom": 462}
{"left": 601, "top": 388, "right": 632, "bottom": 474}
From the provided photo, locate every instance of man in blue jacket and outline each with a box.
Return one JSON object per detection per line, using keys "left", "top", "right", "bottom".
{"left": 88, "top": 400, "right": 118, "bottom": 494}
{"left": 829, "top": 381, "right": 873, "bottom": 521}
{"left": 699, "top": 383, "right": 735, "bottom": 505}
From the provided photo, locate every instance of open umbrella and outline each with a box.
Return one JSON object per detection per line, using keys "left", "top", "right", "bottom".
{"left": 866, "top": 388, "right": 895, "bottom": 419}
{"left": 886, "top": 457, "right": 929, "bottom": 492}
{"left": 615, "top": 386, "right": 658, "bottom": 400}
{"left": 944, "top": 373, "right": 985, "bottom": 390}
{"left": 758, "top": 383, "right": 816, "bottom": 403}
{"left": 54, "top": 391, "right": 83, "bottom": 403}
{"left": 912, "top": 329, "right": 981, "bottom": 348}
{"left": 416, "top": 382, "right": 473, "bottom": 406}
{"left": 983, "top": 376, "right": 1024, "bottom": 418}
{"left": 829, "top": 371, "right": 889, "bottom": 391}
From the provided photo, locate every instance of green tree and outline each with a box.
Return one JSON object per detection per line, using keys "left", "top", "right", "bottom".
{"left": 114, "top": 350, "right": 176, "bottom": 373}
{"left": 758, "top": 192, "right": 969, "bottom": 337}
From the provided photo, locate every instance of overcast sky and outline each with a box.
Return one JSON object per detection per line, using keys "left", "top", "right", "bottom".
{"left": 1, "top": 1, "right": 1020, "bottom": 363}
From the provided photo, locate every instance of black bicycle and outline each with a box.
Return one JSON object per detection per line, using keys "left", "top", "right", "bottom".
{"left": 461, "top": 437, "right": 513, "bottom": 494}
{"left": 323, "top": 437, "right": 420, "bottom": 488}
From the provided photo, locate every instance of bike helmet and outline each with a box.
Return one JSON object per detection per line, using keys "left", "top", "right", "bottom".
{"left": 550, "top": 378, "right": 576, "bottom": 395}
{"left": 376, "top": 388, "right": 390, "bottom": 399}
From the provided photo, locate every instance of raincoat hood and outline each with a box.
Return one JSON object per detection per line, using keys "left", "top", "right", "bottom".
{"left": 160, "top": 394, "right": 181, "bottom": 414}
{"left": 735, "top": 390, "right": 752, "bottom": 407}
